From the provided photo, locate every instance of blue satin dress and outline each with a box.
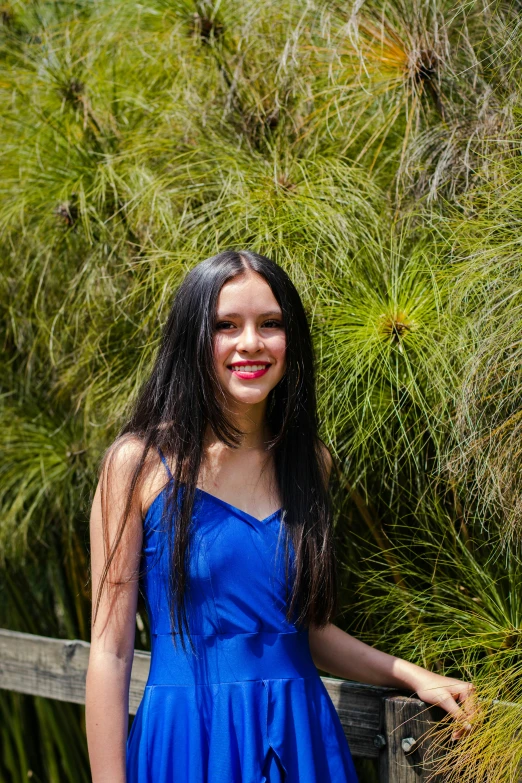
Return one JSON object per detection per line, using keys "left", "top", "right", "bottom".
{"left": 126, "top": 451, "right": 359, "bottom": 782}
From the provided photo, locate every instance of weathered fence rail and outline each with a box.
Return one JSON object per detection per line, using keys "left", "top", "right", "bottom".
{"left": 0, "top": 628, "right": 446, "bottom": 782}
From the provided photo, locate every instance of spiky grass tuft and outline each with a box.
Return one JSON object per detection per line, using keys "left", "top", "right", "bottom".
{"left": 2, "top": 0, "right": 522, "bottom": 779}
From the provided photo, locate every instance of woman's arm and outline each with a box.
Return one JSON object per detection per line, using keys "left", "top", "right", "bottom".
{"left": 309, "top": 623, "right": 475, "bottom": 738}
{"left": 315, "top": 442, "right": 476, "bottom": 738}
{"left": 85, "top": 438, "right": 145, "bottom": 783}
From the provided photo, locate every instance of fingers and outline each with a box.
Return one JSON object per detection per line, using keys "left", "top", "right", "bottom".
{"left": 437, "top": 684, "right": 478, "bottom": 741}
{"left": 457, "top": 684, "right": 479, "bottom": 722}
{"left": 437, "top": 694, "right": 472, "bottom": 731}
{"left": 416, "top": 678, "right": 479, "bottom": 742}
{"left": 419, "top": 681, "right": 477, "bottom": 741}
{"left": 438, "top": 697, "right": 473, "bottom": 742}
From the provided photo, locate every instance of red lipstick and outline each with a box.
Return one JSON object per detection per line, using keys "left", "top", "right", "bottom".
{"left": 228, "top": 362, "right": 271, "bottom": 379}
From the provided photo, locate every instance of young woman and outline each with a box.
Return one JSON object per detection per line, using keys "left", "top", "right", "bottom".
{"left": 85, "top": 250, "right": 475, "bottom": 783}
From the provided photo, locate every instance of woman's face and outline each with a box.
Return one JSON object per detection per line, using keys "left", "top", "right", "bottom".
{"left": 213, "top": 270, "right": 286, "bottom": 408}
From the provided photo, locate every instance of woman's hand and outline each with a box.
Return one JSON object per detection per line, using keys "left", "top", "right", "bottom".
{"left": 308, "top": 623, "right": 478, "bottom": 741}
{"left": 411, "top": 673, "right": 478, "bottom": 740}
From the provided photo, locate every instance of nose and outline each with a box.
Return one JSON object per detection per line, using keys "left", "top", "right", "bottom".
{"left": 236, "top": 322, "right": 263, "bottom": 353}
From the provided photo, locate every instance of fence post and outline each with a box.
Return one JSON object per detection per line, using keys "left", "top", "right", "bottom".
{"left": 379, "top": 695, "right": 447, "bottom": 782}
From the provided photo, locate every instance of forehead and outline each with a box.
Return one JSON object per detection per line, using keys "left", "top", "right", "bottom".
{"left": 216, "top": 271, "right": 281, "bottom": 314}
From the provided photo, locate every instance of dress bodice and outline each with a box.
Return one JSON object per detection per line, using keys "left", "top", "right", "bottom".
{"left": 140, "top": 484, "right": 299, "bottom": 638}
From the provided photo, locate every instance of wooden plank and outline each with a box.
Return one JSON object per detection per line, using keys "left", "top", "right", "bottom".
{"left": 380, "top": 695, "right": 447, "bottom": 783}
{"left": 0, "top": 629, "right": 91, "bottom": 705}
{"left": 0, "top": 628, "right": 151, "bottom": 711}
{"left": 0, "top": 628, "right": 437, "bottom": 767}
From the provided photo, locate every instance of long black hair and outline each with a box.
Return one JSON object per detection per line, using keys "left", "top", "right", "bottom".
{"left": 93, "top": 250, "right": 338, "bottom": 652}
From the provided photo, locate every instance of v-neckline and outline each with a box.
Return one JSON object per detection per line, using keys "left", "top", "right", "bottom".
{"left": 195, "top": 486, "right": 282, "bottom": 525}
{"left": 144, "top": 482, "right": 282, "bottom": 526}
{"left": 154, "top": 446, "right": 281, "bottom": 524}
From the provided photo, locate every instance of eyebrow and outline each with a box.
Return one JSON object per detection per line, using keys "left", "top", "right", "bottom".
{"left": 216, "top": 311, "right": 283, "bottom": 319}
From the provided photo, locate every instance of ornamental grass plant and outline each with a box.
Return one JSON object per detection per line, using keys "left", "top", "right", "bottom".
{"left": 1, "top": 0, "right": 522, "bottom": 781}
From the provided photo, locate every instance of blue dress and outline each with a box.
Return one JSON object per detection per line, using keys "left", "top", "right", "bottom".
{"left": 126, "top": 451, "right": 359, "bottom": 782}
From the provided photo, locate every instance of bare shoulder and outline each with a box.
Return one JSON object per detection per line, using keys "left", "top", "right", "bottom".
{"left": 102, "top": 433, "right": 149, "bottom": 483}
{"left": 101, "top": 434, "right": 168, "bottom": 518}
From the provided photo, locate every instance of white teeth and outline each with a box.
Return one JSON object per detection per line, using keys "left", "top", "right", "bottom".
{"left": 231, "top": 364, "right": 269, "bottom": 372}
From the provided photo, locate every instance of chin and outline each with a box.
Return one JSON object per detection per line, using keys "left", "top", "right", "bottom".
{"left": 228, "top": 388, "right": 271, "bottom": 405}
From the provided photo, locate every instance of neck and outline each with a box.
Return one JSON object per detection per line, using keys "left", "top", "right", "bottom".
{"left": 205, "top": 397, "right": 270, "bottom": 450}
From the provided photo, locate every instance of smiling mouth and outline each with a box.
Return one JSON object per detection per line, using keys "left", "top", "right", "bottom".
{"left": 227, "top": 363, "right": 272, "bottom": 378}
{"left": 228, "top": 363, "right": 271, "bottom": 371}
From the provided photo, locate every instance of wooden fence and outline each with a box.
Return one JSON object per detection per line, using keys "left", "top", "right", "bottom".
{"left": 0, "top": 628, "right": 447, "bottom": 782}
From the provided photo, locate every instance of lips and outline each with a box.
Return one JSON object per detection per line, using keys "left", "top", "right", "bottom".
{"left": 228, "top": 363, "right": 271, "bottom": 371}
{"left": 227, "top": 362, "right": 272, "bottom": 378}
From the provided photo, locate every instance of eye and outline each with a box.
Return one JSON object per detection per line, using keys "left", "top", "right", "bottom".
{"left": 215, "top": 321, "right": 236, "bottom": 330}
{"left": 262, "top": 319, "right": 284, "bottom": 328}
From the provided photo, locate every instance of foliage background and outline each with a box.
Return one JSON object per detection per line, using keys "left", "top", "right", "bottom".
{"left": 1, "top": 0, "right": 522, "bottom": 780}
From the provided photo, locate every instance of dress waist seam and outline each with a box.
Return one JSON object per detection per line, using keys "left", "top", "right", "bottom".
{"left": 144, "top": 674, "right": 317, "bottom": 688}
{"left": 151, "top": 630, "right": 307, "bottom": 638}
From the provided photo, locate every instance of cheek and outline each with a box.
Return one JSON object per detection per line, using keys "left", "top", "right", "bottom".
{"left": 271, "top": 335, "right": 287, "bottom": 370}
{"left": 213, "top": 335, "right": 230, "bottom": 368}
{"left": 273, "top": 335, "right": 286, "bottom": 360}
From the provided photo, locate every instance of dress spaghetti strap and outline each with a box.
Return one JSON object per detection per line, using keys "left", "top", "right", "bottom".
{"left": 156, "top": 446, "right": 173, "bottom": 480}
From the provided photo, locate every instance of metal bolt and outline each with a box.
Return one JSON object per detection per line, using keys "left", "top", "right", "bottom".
{"left": 373, "top": 733, "right": 387, "bottom": 749}
{"left": 401, "top": 736, "right": 418, "bottom": 754}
